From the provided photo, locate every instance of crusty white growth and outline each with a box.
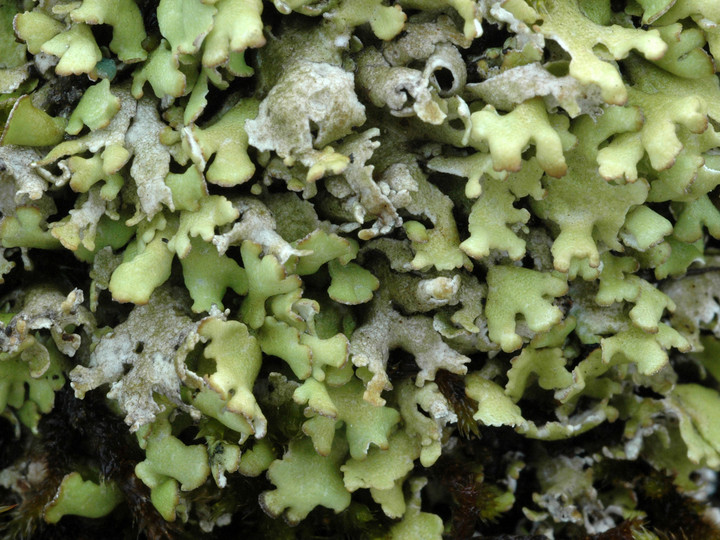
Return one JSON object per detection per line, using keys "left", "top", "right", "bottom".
{"left": 382, "top": 15, "right": 471, "bottom": 66}
{"left": 212, "top": 197, "right": 310, "bottom": 263}
{"left": 356, "top": 47, "right": 446, "bottom": 124}
{"left": 0, "top": 64, "right": 30, "bottom": 94}
{"left": 125, "top": 96, "right": 174, "bottom": 219}
{"left": 663, "top": 261, "right": 720, "bottom": 350}
{"left": 479, "top": 0, "right": 545, "bottom": 50}
{"left": 416, "top": 276, "right": 460, "bottom": 307}
{"left": 52, "top": 187, "right": 107, "bottom": 251}
{"left": 469, "top": 62, "right": 605, "bottom": 117}
{"left": 423, "top": 43, "right": 467, "bottom": 97}
{"left": 245, "top": 61, "right": 365, "bottom": 165}
{"left": 0, "top": 248, "right": 14, "bottom": 282}
{"left": 531, "top": 454, "right": 621, "bottom": 534}
{"left": 332, "top": 130, "right": 404, "bottom": 240}
{"left": 0, "top": 146, "right": 48, "bottom": 201}
{"left": 0, "top": 285, "right": 93, "bottom": 360}
{"left": 377, "top": 162, "right": 418, "bottom": 210}
{"left": 70, "top": 287, "right": 200, "bottom": 431}
{"left": 350, "top": 296, "right": 470, "bottom": 406}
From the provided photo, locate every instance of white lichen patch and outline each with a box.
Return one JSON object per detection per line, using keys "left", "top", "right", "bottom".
{"left": 70, "top": 286, "right": 200, "bottom": 431}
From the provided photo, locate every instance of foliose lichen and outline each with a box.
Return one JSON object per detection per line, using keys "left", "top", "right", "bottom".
{"left": 3, "top": 0, "right": 720, "bottom": 538}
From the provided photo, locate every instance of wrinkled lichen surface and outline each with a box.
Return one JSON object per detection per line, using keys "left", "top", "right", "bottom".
{"left": 2, "top": 0, "right": 720, "bottom": 538}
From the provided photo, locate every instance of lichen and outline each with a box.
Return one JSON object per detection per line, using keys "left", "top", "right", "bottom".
{"left": 3, "top": 0, "right": 720, "bottom": 538}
